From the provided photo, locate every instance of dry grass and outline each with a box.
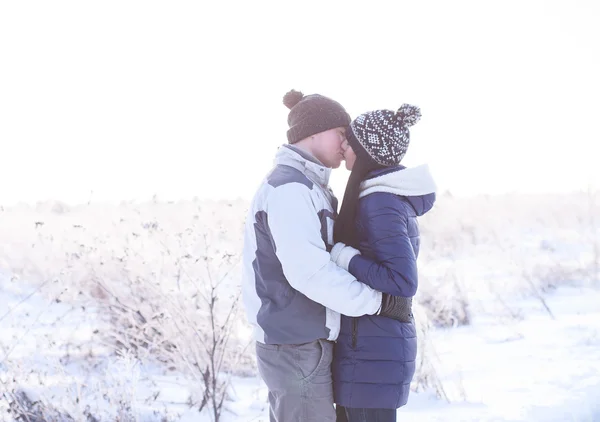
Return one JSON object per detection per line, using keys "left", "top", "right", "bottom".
{"left": 1, "top": 191, "right": 598, "bottom": 418}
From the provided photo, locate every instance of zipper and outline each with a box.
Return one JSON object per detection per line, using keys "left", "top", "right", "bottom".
{"left": 351, "top": 318, "right": 358, "bottom": 348}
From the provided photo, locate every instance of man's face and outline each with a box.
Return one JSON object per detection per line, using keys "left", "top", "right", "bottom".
{"left": 311, "top": 127, "right": 347, "bottom": 169}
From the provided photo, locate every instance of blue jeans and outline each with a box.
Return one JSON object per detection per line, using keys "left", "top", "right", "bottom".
{"left": 336, "top": 405, "right": 396, "bottom": 422}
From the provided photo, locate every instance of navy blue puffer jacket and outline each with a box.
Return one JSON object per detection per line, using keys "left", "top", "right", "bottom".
{"left": 333, "top": 165, "right": 436, "bottom": 409}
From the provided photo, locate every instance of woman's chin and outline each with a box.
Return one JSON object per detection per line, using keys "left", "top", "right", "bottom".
{"left": 345, "top": 162, "right": 354, "bottom": 171}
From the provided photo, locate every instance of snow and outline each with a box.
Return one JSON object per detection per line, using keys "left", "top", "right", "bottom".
{"left": 408, "top": 287, "right": 600, "bottom": 421}
{"left": 2, "top": 270, "right": 599, "bottom": 421}
{"left": 1, "top": 193, "right": 598, "bottom": 420}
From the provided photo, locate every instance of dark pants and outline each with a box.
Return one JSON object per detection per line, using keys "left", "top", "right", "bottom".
{"left": 336, "top": 405, "right": 396, "bottom": 422}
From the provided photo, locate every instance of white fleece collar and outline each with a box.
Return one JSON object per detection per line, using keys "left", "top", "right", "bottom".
{"left": 359, "top": 164, "right": 437, "bottom": 199}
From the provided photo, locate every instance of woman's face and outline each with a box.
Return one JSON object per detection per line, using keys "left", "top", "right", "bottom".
{"left": 341, "top": 139, "right": 357, "bottom": 171}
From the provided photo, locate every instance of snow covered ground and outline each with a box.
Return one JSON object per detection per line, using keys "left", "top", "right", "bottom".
{"left": 1, "top": 194, "right": 598, "bottom": 420}
{"left": 2, "top": 270, "right": 599, "bottom": 422}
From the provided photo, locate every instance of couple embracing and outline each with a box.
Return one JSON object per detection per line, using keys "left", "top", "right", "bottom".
{"left": 241, "top": 89, "right": 436, "bottom": 422}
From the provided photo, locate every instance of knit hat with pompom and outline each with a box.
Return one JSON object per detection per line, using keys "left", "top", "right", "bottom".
{"left": 346, "top": 104, "right": 422, "bottom": 166}
{"left": 283, "top": 89, "right": 351, "bottom": 144}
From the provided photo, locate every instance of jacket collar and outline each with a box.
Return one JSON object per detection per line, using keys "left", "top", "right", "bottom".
{"left": 274, "top": 145, "right": 331, "bottom": 187}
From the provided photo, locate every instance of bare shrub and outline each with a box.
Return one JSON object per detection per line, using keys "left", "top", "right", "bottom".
{"left": 411, "top": 303, "right": 449, "bottom": 401}
{"left": 586, "top": 185, "right": 600, "bottom": 285}
{"left": 417, "top": 271, "right": 471, "bottom": 329}
{"left": 4, "top": 389, "right": 77, "bottom": 422}
{"left": 0, "top": 352, "right": 168, "bottom": 422}
{"left": 1, "top": 200, "right": 252, "bottom": 421}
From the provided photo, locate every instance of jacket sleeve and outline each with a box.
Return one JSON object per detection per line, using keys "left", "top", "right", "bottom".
{"left": 348, "top": 195, "right": 418, "bottom": 297}
{"left": 267, "top": 183, "right": 382, "bottom": 317}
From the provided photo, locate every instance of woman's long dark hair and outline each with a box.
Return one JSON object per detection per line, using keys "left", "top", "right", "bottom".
{"left": 334, "top": 156, "right": 384, "bottom": 248}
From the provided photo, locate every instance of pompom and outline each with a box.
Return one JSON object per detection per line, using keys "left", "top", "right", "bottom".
{"left": 395, "top": 104, "right": 422, "bottom": 127}
{"left": 283, "top": 89, "right": 304, "bottom": 109}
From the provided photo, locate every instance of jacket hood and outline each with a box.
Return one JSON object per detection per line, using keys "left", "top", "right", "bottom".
{"left": 359, "top": 164, "right": 436, "bottom": 216}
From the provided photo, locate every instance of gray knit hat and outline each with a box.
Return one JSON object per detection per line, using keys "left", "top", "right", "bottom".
{"left": 347, "top": 104, "right": 422, "bottom": 166}
{"left": 283, "top": 89, "right": 351, "bottom": 144}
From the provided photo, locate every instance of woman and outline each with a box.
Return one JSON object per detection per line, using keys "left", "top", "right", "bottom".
{"left": 330, "top": 104, "right": 437, "bottom": 422}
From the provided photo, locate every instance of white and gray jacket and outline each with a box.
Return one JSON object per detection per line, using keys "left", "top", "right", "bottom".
{"left": 241, "top": 145, "right": 382, "bottom": 345}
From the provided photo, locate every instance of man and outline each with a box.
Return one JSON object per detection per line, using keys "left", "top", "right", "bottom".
{"left": 241, "top": 89, "right": 408, "bottom": 422}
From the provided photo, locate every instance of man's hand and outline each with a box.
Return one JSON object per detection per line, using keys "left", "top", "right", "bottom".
{"left": 377, "top": 294, "right": 413, "bottom": 323}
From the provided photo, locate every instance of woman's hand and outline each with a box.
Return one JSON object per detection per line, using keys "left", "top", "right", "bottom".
{"left": 330, "top": 242, "right": 361, "bottom": 271}
{"left": 377, "top": 294, "right": 413, "bottom": 323}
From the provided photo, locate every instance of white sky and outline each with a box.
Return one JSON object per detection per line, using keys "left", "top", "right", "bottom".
{"left": 1, "top": 0, "right": 599, "bottom": 205}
